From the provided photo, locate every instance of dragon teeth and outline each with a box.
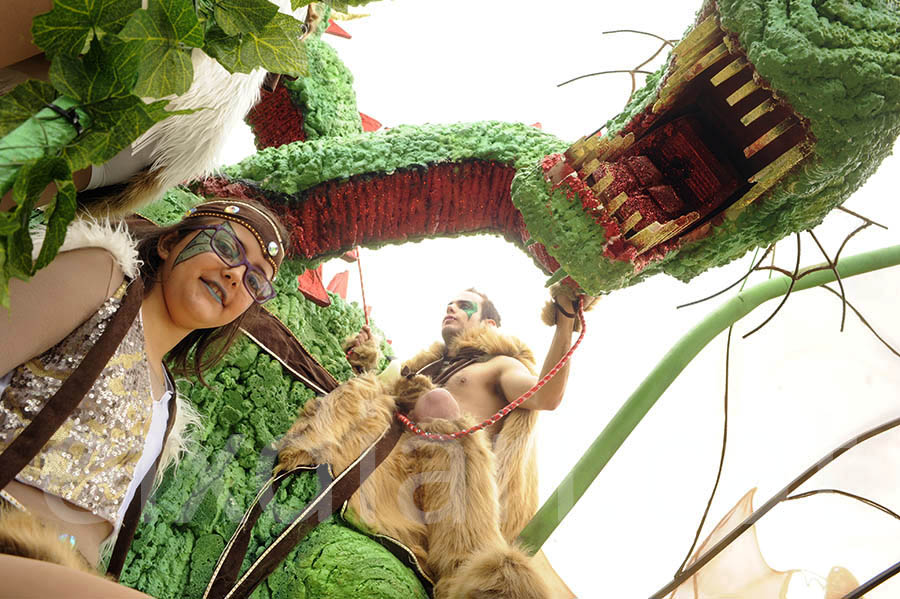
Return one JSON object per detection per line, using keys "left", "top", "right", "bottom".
{"left": 590, "top": 171, "right": 615, "bottom": 197}
{"left": 621, "top": 211, "right": 643, "bottom": 234}
{"left": 744, "top": 119, "right": 796, "bottom": 158}
{"left": 725, "top": 144, "right": 812, "bottom": 219}
{"left": 671, "top": 16, "right": 722, "bottom": 67}
{"left": 710, "top": 56, "right": 749, "bottom": 86}
{"left": 607, "top": 191, "right": 628, "bottom": 215}
{"left": 727, "top": 79, "right": 761, "bottom": 106}
{"left": 740, "top": 98, "right": 777, "bottom": 126}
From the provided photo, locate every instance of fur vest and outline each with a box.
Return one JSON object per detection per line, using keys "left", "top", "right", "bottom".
{"left": 399, "top": 325, "right": 541, "bottom": 541}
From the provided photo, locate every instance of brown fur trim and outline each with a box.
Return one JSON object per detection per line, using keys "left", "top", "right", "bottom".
{"left": 277, "top": 373, "right": 396, "bottom": 473}
{"left": 402, "top": 325, "right": 537, "bottom": 376}
{"left": 0, "top": 509, "right": 97, "bottom": 575}
{"left": 77, "top": 168, "right": 167, "bottom": 218}
{"left": 435, "top": 544, "right": 550, "bottom": 599}
{"left": 342, "top": 334, "right": 381, "bottom": 373}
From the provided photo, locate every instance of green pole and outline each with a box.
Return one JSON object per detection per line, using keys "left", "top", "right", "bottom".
{"left": 518, "top": 244, "right": 900, "bottom": 553}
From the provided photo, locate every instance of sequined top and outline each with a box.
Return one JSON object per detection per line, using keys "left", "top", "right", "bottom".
{"left": 0, "top": 283, "right": 154, "bottom": 524}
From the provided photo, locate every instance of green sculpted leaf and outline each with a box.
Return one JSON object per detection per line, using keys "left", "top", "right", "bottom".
{"left": 49, "top": 37, "right": 142, "bottom": 103}
{"left": 215, "top": 0, "right": 280, "bottom": 36}
{"left": 120, "top": 0, "right": 204, "bottom": 97}
{"left": 60, "top": 97, "right": 175, "bottom": 171}
{"left": 205, "top": 13, "right": 308, "bottom": 77}
{"left": 32, "top": 0, "right": 141, "bottom": 57}
{"left": 0, "top": 81, "right": 58, "bottom": 139}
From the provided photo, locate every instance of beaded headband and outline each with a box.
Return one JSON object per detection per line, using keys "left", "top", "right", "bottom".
{"left": 184, "top": 201, "right": 286, "bottom": 277}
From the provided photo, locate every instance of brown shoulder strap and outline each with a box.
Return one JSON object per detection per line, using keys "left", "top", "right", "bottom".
{"left": 106, "top": 365, "right": 178, "bottom": 580}
{"left": 0, "top": 277, "right": 144, "bottom": 491}
{"left": 240, "top": 308, "right": 340, "bottom": 396}
{"left": 204, "top": 422, "right": 403, "bottom": 599}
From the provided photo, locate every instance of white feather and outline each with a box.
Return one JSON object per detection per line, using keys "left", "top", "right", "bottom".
{"left": 131, "top": 0, "right": 302, "bottom": 191}
{"left": 132, "top": 51, "right": 267, "bottom": 191}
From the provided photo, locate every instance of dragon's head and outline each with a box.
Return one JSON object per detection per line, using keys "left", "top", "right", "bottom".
{"left": 514, "top": 0, "right": 900, "bottom": 294}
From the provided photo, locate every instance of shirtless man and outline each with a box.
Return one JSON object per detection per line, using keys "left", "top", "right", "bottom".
{"left": 403, "top": 288, "right": 580, "bottom": 428}
{"left": 297, "top": 287, "right": 589, "bottom": 597}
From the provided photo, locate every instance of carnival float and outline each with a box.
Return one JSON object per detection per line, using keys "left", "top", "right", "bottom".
{"left": 1, "top": 0, "right": 899, "bottom": 597}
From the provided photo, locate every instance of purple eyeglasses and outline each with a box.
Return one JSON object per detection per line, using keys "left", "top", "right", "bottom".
{"left": 187, "top": 224, "right": 277, "bottom": 303}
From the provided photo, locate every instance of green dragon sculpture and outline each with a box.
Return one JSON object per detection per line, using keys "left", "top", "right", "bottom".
{"left": 116, "top": 1, "right": 899, "bottom": 598}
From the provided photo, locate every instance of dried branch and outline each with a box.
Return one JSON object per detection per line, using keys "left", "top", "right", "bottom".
{"left": 743, "top": 233, "right": 802, "bottom": 338}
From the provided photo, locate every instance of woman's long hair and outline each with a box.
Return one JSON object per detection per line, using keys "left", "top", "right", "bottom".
{"left": 126, "top": 198, "right": 290, "bottom": 385}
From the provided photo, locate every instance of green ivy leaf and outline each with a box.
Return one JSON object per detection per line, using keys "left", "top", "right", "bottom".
{"left": 120, "top": 0, "right": 205, "bottom": 97}
{"left": 290, "top": 0, "right": 313, "bottom": 9}
{"left": 215, "top": 0, "right": 280, "bottom": 36}
{"left": 35, "top": 179, "right": 77, "bottom": 271}
{"left": 0, "top": 81, "right": 58, "bottom": 139}
{"left": 49, "top": 37, "right": 142, "bottom": 103}
{"left": 204, "top": 13, "right": 308, "bottom": 77}
{"left": 60, "top": 96, "right": 189, "bottom": 171}
{"left": 32, "top": 0, "right": 142, "bottom": 57}
{"left": 5, "top": 158, "right": 64, "bottom": 279}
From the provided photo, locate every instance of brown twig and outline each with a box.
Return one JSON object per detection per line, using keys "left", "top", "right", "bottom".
{"left": 743, "top": 233, "right": 802, "bottom": 338}
{"left": 557, "top": 69, "right": 656, "bottom": 88}
{"left": 837, "top": 205, "right": 889, "bottom": 230}
{"left": 785, "top": 489, "right": 900, "bottom": 520}
{"left": 601, "top": 29, "right": 677, "bottom": 48}
{"left": 677, "top": 245, "right": 774, "bottom": 309}
{"left": 558, "top": 29, "right": 676, "bottom": 104}
{"left": 808, "top": 230, "right": 848, "bottom": 331}
{"left": 674, "top": 325, "right": 733, "bottom": 577}
{"left": 819, "top": 284, "right": 900, "bottom": 358}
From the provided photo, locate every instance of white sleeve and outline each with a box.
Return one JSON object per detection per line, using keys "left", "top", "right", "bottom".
{"left": 85, "top": 142, "right": 155, "bottom": 190}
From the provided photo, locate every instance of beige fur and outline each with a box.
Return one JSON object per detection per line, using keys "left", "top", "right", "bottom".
{"left": 342, "top": 333, "right": 382, "bottom": 373}
{"left": 278, "top": 325, "right": 548, "bottom": 596}
{"left": 0, "top": 508, "right": 97, "bottom": 575}
{"left": 540, "top": 283, "right": 599, "bottom": 332}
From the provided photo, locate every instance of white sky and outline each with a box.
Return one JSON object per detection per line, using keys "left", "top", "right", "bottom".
{"left": 225, "top": 1, "right": 900, "bottom": 596}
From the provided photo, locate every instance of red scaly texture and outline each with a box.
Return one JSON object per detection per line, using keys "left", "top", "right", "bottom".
{"left": 273, "top": 160, "right": 538, "bottom": 264}
{"left": 245, "top": 83, "right": 306, "bottom": 150}
{"left": 198, "top": 162, "right": 559, "bottom": 272}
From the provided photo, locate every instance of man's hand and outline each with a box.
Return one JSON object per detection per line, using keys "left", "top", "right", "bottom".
{"left": 346, "top": 325, "right": 373, "bottom": 351}
{"left": 554, "top": 293, "right": 599, "bottom": 323}
{"left": 343, "top": 325, "right": 380, "bottom": 372}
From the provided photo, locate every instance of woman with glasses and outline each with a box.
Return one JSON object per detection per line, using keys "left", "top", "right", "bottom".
{"left": 0, "top": 198, "right": 288, "bottom": 596}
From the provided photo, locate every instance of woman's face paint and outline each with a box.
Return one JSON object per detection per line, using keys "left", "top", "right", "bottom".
{"left": 173, "top": 221, "right": 239, "bottom": 267}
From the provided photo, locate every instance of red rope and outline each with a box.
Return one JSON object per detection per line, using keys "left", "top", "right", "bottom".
{"left": 356, "top": 247, "right": 369, "bottom": 326}
{"left": 396, "top": 299, "right": 588, "bottom": 441}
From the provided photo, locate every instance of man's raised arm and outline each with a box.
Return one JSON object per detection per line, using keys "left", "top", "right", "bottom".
{"left": 499, "top": 292, "right": 596, "bottom": 411}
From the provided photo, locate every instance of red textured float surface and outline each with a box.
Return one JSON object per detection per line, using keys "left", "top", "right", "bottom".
{"left": 297, "top": 265, "right": 331, "bottom": 306}
{"left": 245, "top": 83, "right": 306, "bottom": 149}
{"left": 198, "top": 160, "right": 555, "bottom": 271}
{"left": 326, "top": 270, "right": 349, "bottom": 299}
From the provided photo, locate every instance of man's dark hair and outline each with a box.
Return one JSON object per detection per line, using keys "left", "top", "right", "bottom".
{"left": 466, "top": 288, "right": 501, "bottom": 326}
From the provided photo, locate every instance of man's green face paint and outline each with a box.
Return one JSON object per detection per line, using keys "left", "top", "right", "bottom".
{"left": 173, "top": 222, "right": 239, "bottom": 267}
{"left": 458, "top": 300, "right": 478, "bottom": 318}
